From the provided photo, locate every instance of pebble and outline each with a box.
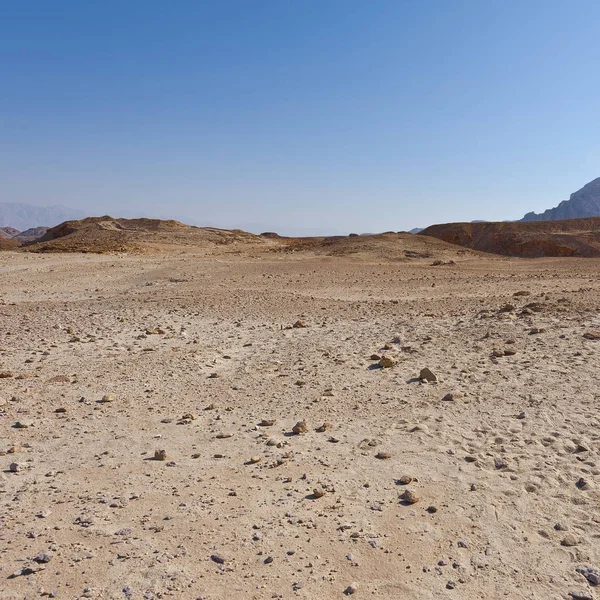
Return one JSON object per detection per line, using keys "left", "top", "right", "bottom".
{"left": 378, "top": 355, "right": 396, "bottom": 368}
{"left": 154, "top": 449, "right": 167, "bottom": 461}
{"left": 100, "top": 394, "right": 115, "bottom": 403}
{"left": 419, "top": 368, "right": 437, "bottom": 382}
{"left": 561, "top": 535, "right": 580, "bottom": 547}
{"left": 576, "top": 566, "right": 600, "bottom": 586}
{"left": 375, "top": 451, "right": 392, "bottom": 459}
{"left": 249, "top": 456, "right": 262, "bottom": 464}
{"left": 400, "top": 489, "right": 419, "bottom": 504}
{"left": 15, "top": 420, "right": 34, "bottom": 429}
{"left": 9, "top": 462, "right": 21, "bottom": 472}
{"left": 397, "top": 475, "right": 412, "bottom": 485}
{"left": 33, "top": 552, "right": 53, "bottom": 563}
{"left": 211, "top": 554, "right": 227, "bottom": 564}
{"left": 292, "top": 421, "right": 308, "bottom": 434}
{"left": 316, "top": 422, "right": 332, "bottom": 432}
{"left": 260, "top": 419, "right": 276, "bottom": 426}
{"left": 344, "top": 583, "right": 358, "bottom": 595}
{"left": 312, "top": 487, "right": 325, "bottom": 498}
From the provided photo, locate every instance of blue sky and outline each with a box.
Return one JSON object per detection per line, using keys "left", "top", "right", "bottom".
{"left": 1, "top": 1, "right": 600, "bottom": 234}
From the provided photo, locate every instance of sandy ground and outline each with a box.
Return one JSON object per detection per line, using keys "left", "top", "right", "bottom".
{"left": 1, "top": 249, "right": 600, "bottom": 600}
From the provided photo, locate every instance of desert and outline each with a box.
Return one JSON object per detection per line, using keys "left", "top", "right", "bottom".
{"left": 1, "top": 231, "right": 599, "bottom": 600}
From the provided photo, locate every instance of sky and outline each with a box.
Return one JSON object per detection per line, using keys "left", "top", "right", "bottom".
{"left": 1, "top": 0, "right": 600, "bottom": 235}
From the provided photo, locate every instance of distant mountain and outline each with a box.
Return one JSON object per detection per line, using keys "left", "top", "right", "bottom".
{"left": 13, "top": 227, "right": 49, "bottom": 242}
{"left": 0, "top": 226, "right": 20, "bottom": 238}
{"left": 521, "top": 177, "right": 600, "bottom": 221}
{"left": 0, "top": 203, "right": 85, "bottom": 230}
{"left": 409, "top": 227, "right": 424, "bottom": 234}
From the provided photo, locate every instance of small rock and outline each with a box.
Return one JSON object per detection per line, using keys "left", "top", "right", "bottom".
{"left": 154, "top": 449, "right": 167, "bottom": 461}
{"left": 315, "top": 422, "right": 332, "bottom": 433}
{"left": 14, "top": 420, "right": 33, "bottom": 429}
{"left": 33, "top": 552, "right": 53, "bottom": 563}
{"left": 344, "top": 583, "right": 358, "bottom": 595}
{"left": 576, "top": 566, "right": 600, "bottom": 586}
{"left": 260, "top": 419, "right": 276, "bottom": 427}
{"left": 249, "top": 456, "right": 262, "bottom": 464}
{"left": 293, "top": 320, "right": 307, "bottom": 328}
{"left": 397, "top": 475, "right": 412, "bottom": 485}
{"left": 400, "top": 489, "right": 419, "bottom": 504}
{"left": 100, "top": 394, "right": 115, "bottom": 403}
{"left": 375, "top": 451, "right": 392, "bottom": 460}
{"left": 312, "top": 487, "right": 325, "bottom": 498}
{"left": 292, "top": 421, "right": 308, "bottom": 435}
{"left": 9, "top": 462, "right": 21, "bottom": 472}
{"left": 378, "top": 355, "right": 396, "bottom": 368}
{"left": 441, "top": 393, "right": 454, "bottom": 402}
{"left": 561, "top": 535, "right": 580, "bottom": 547}
{"left": 419, "top": 368, "right": 437, "bottom": 382}
{"left": 211, "top": 554, "right": 227, "bottom": 564}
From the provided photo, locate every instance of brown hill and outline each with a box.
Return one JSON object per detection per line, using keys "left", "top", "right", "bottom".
{"left": 24, "top": 216, "right": 263, "bottom": 254}
{"left": 0, "top": 226, "right": 20, "bottom": 238}
{"left": 420, "top": 217, "right": 600, "bottom": 257}
{"left": 270, "top": 231, "right": 480, "bottom": 261}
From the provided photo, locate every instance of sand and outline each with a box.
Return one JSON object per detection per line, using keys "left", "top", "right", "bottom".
{"left": 1, "top": 249, "right": 599, "bottom": 600}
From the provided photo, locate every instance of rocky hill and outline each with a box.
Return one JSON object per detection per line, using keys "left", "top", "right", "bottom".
{"left": 0, "top": 226, "right": 20, "bottom": 238}
{"left": 522, "top": 177, "right": 600, "bottom": 221}
{"left": 24, "top": 216, "right": 264, "bottom": 254}
{"left": 420, "top": 217, "right": 600, "bottom": 257}
{"left": 12, "top": 227, "right": 49, "bottom": 242}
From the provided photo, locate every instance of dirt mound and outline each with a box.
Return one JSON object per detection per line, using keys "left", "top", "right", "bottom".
{"left": 420, "top": 217, "right": 600, "bottom": 257}
{"left": 270, "top": 231, "right": 480, "bottom": 261}
{"left": 24, "top": 216, "right": 263, "bottom": 254}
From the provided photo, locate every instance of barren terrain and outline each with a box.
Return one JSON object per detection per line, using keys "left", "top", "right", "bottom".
{"left": 1, "top": 246, "right": 600, "bottom": 600}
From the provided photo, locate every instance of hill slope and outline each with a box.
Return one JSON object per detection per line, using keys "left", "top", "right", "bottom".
{"left": 420, "top": 217, "right": 600, "bottom": 257}
{"left": 24, "top": 216, "right": 263, "bottom": 253}
{"left": 522, "top": 177, "right": 600, "bottom": 221}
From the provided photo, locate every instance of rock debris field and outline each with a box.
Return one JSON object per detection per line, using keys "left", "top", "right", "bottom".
{"left": 1, "top": 249, "right": 600, "bottom": 599}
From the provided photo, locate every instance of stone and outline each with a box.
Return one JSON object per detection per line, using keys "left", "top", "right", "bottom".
{"left": 344, "top": 583, "right": 359, "bottom": 595}
{"left": 293, "top": 320, "right": 307, "bottom": 328}
{"left": 154, "top": 449, "right": 167, "bottom": 461}
{"left": 312, "top": 487, "right": 325, "bottom": 498}
{"left": 249, "top": 456, "right": 262, "bottom": 464}
{"left": 576, "top": 566, "right": 600, "bottom": 586}
{"left": 14, "top": 420, "right": 33, "bottom": 429}
{"left": 9, "top": 462, "right": 21, "bottom": 472}
{"left": 378, "top": 355, "right": 396, "bottom": 368}
{"left": 400, "top": 489, "right": 419, "bottom": 504}
{"left": 441, "top": 393, "right": 454, "bottom": 401}
{"left": 370, "top": 354, "right": 381, "bottom": 361}
{"left": 100, "top": 394, "right": 115, "bottom": 403}
{"left": 375, "top": 451, "right": 392, "bottom": 459}
{"left": 397, "top": 475, "right": 412, "bottom": 485}
{"left": 568, "top": 592, "right": 593, "bottom": 600}
{"left": 0, "top": 371, "right": 14, "bottom": 378}
{"left": 292, "top": 421, "right": 307, "bottom": 434}
{"left": 561, "top": 535, "right": 580, "bottom": 547}
{"left": 315, "top": 422, "right": 332, "bottom": 433}
{"left": 260, "top": 419, "right": 276, "bottom": 427}
{"left": 33, "top": 552, "right": 53, "bottom": 563}
{"left": 583, "top": 331, "right": 600, "bottom": 340}
{"left": 419, "top": 368, "right": 437, "bottom": 382}
{"left": 210, "top": 554, "right": 227, "bottom": 564}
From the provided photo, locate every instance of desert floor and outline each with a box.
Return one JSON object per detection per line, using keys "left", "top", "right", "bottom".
{"left": 1, "top": 250, "right": 599, "bottom": 600}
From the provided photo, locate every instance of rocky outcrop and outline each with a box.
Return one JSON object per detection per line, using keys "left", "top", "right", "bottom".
{"left": 420, "top": 217, "right": 600, "bottom": 257}
{"left": 12, "top": 227, "right": 49, "bottom": 242}
{"left": 522, "top": 177, "right": 600, "bottom": 221}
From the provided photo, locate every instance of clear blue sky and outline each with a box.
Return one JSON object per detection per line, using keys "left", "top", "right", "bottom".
{"left": 2, "top": 1, "right": 600, "bottom": 234}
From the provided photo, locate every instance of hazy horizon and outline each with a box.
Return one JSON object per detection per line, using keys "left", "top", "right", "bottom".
{"left": 2, "top": 1, "right": 600, "bottom": 234}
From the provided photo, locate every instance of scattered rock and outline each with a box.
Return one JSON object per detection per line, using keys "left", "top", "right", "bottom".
{"left": 397, "top": 475, "right": 412, "bottom": 485}
{"left": 14, "top": 420, "right": 33, "bottom": 429}
{"left": 100, "top": 394, "right": 115, "bottom": 403}
{"left": 561, "top": 535, "right": 580, "bottom": 547}
{"left": 576, "top": 566, "right": 600, "bottom": 586}
{"left": 400, "top": 489, "right": 419, "bottom": 504}
{"left": 344, "top": 583, "right": 359, "bottom": 595}
{"left": 154, "top": 449, "right": 167, "bottom": 461}
{"left": 292, "top": 421, "right": 308, "bottom": 435}
{"left": 419, "top": 368, "right": 437, "bottom": 382}
{"left": 315, "top": 422, "right": 332, "bottom": 433}
{"left": 293, "top": 320, "right": 307, "bottom": 328}
{"left": 33, "top": 552, "right": 53, "bottom": 563}
{"left": 312, "top": 487, "right": 325, "bottom": 498}
{"left": 378, "top": 355, "right": 396, "bottom": 368}
{"left": 375, "top": 451, "right": 392, "bottom": 459}
{"left": 210, "top": 554, "right": 227, "bottom": 564}
{"left": 583, "top": 331, "right": 600, "bottom": 340}
{"left": 260, "top": 419, "right": 276, "bottom": 427}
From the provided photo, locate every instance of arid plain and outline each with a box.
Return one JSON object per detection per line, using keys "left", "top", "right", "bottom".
{"left": 1, "top": 239, "right": 600, "bottom": 600}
